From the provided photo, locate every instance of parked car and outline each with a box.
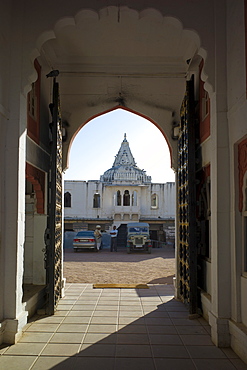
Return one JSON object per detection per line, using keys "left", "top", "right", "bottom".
{"left": 73, "top": 231, "right": 97, "bottom": 252}
{"left": 126, "top": 222, "right": 152, "bottom": 254}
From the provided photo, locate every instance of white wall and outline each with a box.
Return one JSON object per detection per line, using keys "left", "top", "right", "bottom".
{"left": 223, "top": 1, "right": 247, "bottom": 362}
{"left": 227, "top": 0, "right": 247, "bottom": 329}
{"left": 64, "top": 180, "right": 176, "bottom": 221}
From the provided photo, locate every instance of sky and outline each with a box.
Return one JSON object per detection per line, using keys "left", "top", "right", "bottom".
{"left": 63, "top": 109, "right": 175, "bottom": 183}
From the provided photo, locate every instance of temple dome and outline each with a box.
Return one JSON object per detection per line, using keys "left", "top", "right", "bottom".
{"left": 100, "top": 134, "right": 151, "bottom": 184}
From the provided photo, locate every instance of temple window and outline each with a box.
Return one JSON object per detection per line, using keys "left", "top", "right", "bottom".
{"left": 132, "top": 190, "right": 137, "bottom": 206}
{"left": 151, "top": 193, "right": 158, "bottom": 208}
{"left": 116, "top": 190, "right": 121, "bottom": 206}
{"left": 64, "top": 192, "right": 71, "bottom": 208}
{"left": 123, "top": 190, "right": 130, "bottom": 206}
{"left": 93, "top": 193, "right": 100, "bottom": 208}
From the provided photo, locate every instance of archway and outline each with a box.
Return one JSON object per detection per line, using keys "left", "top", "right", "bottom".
{"left": 63, "top": 107, "right": 176, "bottom": 245}
{"left": 64, "top": 108, "right": 175, "bottom": 182}
{"left": 4, "top": 1, "right": 233, "bottom": 351}
{"left": 63, "top": 107, "right": 177, "bottom": 291}
{"left": 4, "top": 0, "right": 245, "bottom": 360}
{"left": 30, "top": 6, "right": 208, "bottom": 172}
{"left": 32, "top": 6, "right": 206, "bottom": 315}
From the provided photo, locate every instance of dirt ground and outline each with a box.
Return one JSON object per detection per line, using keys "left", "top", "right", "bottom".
{"left": 63, "top": 246, "right": 175, "bottom": 285}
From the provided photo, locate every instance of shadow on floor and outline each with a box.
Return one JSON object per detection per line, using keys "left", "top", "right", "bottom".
{"left": 3, "top": 284, "right": 244, "bottom": 370}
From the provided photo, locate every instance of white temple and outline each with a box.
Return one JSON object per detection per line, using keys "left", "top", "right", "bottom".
{"left": 100, "top": 133, "right": 152, "bottom": 184}
{"left": 64, "top": 134, "right": 175, "bottom": 242}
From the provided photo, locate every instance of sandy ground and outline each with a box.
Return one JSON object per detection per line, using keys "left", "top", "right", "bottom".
{"left": 63, "top": 246, "right": 175, "bottom": 285}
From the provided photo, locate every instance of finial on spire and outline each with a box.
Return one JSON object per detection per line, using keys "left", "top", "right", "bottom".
{"left": 124, "top": 133, "right": 127, "bottom": 141}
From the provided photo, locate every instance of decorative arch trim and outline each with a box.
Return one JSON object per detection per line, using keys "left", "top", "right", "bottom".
{"left": 26, "top": 6, "right": 213, "bottom": 98}
{"left": 26, "top": 162, "right": 45, "bottom": 214}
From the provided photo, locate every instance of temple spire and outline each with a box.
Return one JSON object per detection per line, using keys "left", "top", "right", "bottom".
{"left": 112, "top": 134, "right": 135, "bottom": 167}
{"left": 100, "top": 134, "right": 152, "bottom": 184}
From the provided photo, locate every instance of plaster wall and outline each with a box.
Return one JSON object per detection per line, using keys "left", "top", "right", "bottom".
{"left": 162, "top": 182, "right": 176, "bottom": 218}
{"left": 200, "top": 138, "right": 211, "bottom": 168}
{"left": 0, "top": 1, "right": 11, "bottom": 116}
{"left": 0, "top": 1, "right": 49, "bottom": 339}
{"left": 64, "top": 180, "right": 176, "bottom": 221}
{"left": 64, "top": 181, "right": 87, "bottom": 216}
{"left": 206, "top": 0, "right": 233, "bottom": 348}
{"left": 1, "top": 50, "right": 28, "bottom": 346}
{"left": 227, "top": 0, "right": 247, "bottom": 336}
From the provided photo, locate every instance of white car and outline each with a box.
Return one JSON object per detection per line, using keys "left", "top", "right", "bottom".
{"left": 73, "top": 231, "right": 97, "bottom": 252}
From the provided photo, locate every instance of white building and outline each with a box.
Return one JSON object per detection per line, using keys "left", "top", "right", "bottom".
{"left": 64, "top": 134, "right": 175, "bottom": 243}
{"left": 0, "top": 1, "right": 247, "bottom": 364}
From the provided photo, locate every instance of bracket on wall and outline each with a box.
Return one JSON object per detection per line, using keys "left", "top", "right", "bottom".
{"left": 172, "top": 121, "right": 180, "bottom": 140}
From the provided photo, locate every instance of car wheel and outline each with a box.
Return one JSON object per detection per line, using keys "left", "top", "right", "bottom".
{"left": 127, "top": 246, "right": 131, "bottom": 254}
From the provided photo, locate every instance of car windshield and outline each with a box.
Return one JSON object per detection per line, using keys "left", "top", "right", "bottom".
{"left": 129, "top": 227, "right": 148, "bottom": 233}
{"left": 76, "top": 231, "right": 94, "bottom": 237}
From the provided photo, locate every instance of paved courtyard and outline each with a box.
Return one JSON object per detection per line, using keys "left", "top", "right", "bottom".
{"left": 1, "top": 283, "right": 247, "bottom": 370}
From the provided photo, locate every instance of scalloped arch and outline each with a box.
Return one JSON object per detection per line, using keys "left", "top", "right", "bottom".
{"left": 75, "top": 9, "right": 99, "bottom": 22}
{"left": 198, "top": 47, "right": 213, "bottom": 95}
{"left": 25, "top": 5, "right": 212, "bottom": 99}
{"left": 163, "top": 16, "right": 183, "bottom": 30}
{"left": 139, "top": 8, "right": 164, "bottom": 22}
{"left": 54, "top": 17, "right": 76, "bottom": 34}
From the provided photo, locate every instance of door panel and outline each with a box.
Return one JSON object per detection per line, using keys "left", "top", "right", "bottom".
{"left": 45, "top": 79, "right": 63, "bottom": 315}
{"left": 177, "top": 78, "right": 197, "bottom": 314}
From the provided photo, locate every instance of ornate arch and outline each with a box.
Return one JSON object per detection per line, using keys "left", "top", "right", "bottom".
{"left": 24, "top": 6, "right": 213, "bottom": 173}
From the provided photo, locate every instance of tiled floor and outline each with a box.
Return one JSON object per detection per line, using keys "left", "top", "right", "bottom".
{"left": 1, "top": 283, "right": 247, "bottom": 370}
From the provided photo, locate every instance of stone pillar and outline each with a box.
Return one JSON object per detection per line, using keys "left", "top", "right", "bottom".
{"left": 208, "top": 0, "right": 231, "bottom": 347}
{"left": 3, "top": 94, "right": 28, "bottom": 343}
{"left": 0, "top": 106, "right": 9, "bottom": 345}
{"left": 2, "top": 6, "right": 28, "bottom": 343}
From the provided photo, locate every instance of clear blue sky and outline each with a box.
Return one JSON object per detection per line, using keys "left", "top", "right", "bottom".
{"left": 64, "top": 109, "right": 175, "bottom": 183}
